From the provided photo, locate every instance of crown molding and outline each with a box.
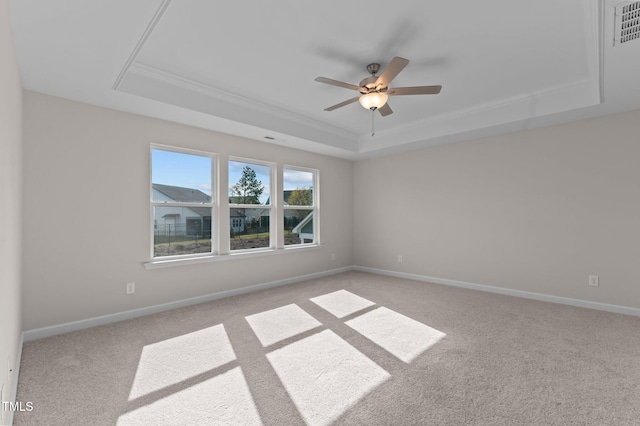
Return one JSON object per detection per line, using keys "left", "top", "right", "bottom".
{"left": 359, "top": 1, "right": 603, "bottom": 154}
{"left": 112, "top": 0, "right": 173, "bottom": 91}
{"left": 110, "top": 0, "right": 603, "bottom": 158}
{"left": 118, "top": 62, "right": 360, "bottom": 152}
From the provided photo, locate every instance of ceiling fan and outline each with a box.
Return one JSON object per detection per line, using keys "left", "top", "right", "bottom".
{"left": 315, "top": 56, "right": 442, "bottom": 116}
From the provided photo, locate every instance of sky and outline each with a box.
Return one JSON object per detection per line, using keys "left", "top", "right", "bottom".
{"left": 152, "top": 149, "right": 313, "bottom": 204}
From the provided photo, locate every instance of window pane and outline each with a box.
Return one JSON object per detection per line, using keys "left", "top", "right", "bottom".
{"left": 284, "top": 209, "right": 314, "bottom": 245}
{"left": 230, "top": 208, "right": 270, "bottom": 250}
{"left": 154, "top": 206, "right": 212, "bottom": 257}
{"left": 152, "top": 149, "right": 212, "bottom": 202}
{"left": 229, "top": 160, "right": 270, "bottom": 205}
{"left": 283, "top": 169, "right": 313, "bottom": 207}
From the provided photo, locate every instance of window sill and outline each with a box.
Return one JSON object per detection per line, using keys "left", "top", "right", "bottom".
{"left": 143, "top": 244, "right": 323, "bottom": 269}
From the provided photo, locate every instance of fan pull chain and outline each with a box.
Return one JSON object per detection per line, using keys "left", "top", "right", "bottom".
{"left": 371, "top": 109, "right": 375, "bottom": 137}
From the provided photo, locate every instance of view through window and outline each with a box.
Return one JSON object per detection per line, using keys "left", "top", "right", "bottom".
{"left": 150, "top": 146, "right": 319, "bottom": 261}
{"left": 283, "top": 167, "right": 316, "bottom": 246}
{"left": 229, "top": 159, "right": 272, "bottom": 251}
{"left": 151, "top": 147, "right": 214, "bottom": 258}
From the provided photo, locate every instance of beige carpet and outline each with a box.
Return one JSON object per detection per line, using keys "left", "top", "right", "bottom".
{"left": 14, "top": 271, "right": 640, "bottom": 425}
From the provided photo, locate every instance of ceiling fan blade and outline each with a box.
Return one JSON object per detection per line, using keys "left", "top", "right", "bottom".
{"left": 378, "top": 103, "right": 393, "bottom": 116}
{"left": 315, "top": 77, "right": 361, "bottom": 91}
{"left": 375, "top": 56, "right": 409, "bottom": 88}
{"left": 324, "top": 96, "right": 360, "bottom": 111}
{"left": 388, "top": 85, "right": 442, "bottom": 96}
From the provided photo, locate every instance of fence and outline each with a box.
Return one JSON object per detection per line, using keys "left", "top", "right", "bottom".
{"left": 154, "top": 223, "right": 211, "bottom": 243}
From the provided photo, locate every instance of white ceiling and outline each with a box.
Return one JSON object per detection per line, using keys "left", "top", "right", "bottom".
{"left": 9, "top": 0, "right": 640, "bottom": 160}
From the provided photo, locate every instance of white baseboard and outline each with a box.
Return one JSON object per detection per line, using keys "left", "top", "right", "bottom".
{"left": 3, "top": 333, "right": 23, "bottom": 426}
{"left": 353, "top": 265, "right": 640, "bottom": 317}
{"left": 23, "top": 266, "right": 353, "bottom": 342}
{"left": 23, "top": 264, "right": 640, "bottom": 343}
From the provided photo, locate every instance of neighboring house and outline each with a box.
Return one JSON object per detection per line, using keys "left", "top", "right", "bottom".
{"left": 292, "top": 212, "right": 314, "bottom": 243}
{"left": 152, "top": 183, "right": 212, "bottom": 237}
{"left": 229, "top": 209, "right": 271, "bottom": 234}
{"left": 267, "top": 190, "right": 313, "bottom": 229}
{"left": 228, "top": 196, "right": 267, "bottom": 233}
{"left": 229, "top": 208, "right": 246, "bottom": 234}
{"left": 153, "top": 186, "right": 312, "bottom": 237}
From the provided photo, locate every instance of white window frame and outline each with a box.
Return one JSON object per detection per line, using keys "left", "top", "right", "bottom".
{"left": 150, "top": 144, "right": 217, "bottom": 260}
{"left": 228, "top": 157, "right": 275, "bottom": 252}
{"left": 283, "top": 165, "right": 319, "bottom": 246}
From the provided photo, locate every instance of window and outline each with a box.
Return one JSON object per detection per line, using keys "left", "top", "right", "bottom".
{"left": 147, "top": 145, "right": 320, "bottom": 266}
{"left": 228, "top": 159, "right": 273, "bottom": 251}
{"left": 283, "top": 167, "right": 317, "bottom": 245}
{"left": 151, "top": 146, "right": 215, "bottom": 258}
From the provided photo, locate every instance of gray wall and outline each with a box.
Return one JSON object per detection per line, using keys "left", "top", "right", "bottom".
{"left": 0, "top": 2, "right": 23, "bottom": 423}
{"left": 14, "top": 41, "right": 640, "bottom": 335}
{"left": 20, "top": 91, "right": 640, "bottom": 332}
{"left": 354, "top": 109, "right": 640, "bottom": 309}
{"left": 22, "top": 91, "right": 353, "bottom": 330}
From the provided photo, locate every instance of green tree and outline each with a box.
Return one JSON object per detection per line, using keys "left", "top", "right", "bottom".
{"left": 230, "top": 166, "right": 264, "bottom": 204}
{"left": 287, "top": 187, "right": 312, "bottom": 221}
{"left": 288, "top": 187, "right": 312, "bottom": 206}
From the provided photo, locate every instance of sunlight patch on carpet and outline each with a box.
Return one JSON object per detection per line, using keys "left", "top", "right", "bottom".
{"left": 245, "top": 303, "right": 322, "bottom": 347}
{"left": 267, "top": 329, "right": 390, "bottom": 426}
{"left": 310, "top": 289, "right": 376, "bottom": 318}
{"left": 128, "top": 324, "right": 236, "bottom": 400}
{"left": 118, "top": 366, "right": 261, "bottom": 425}
{"left": 346, "top": 307, "right": 446, "bottom": 363}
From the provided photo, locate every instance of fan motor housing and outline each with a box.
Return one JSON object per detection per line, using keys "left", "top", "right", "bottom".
{"left": 359, "top": 76, "right": 385, "bottom": 93}
{"left": 360, "top": 63, "right": 384, "bottom": 93}
{"left": 366, "top": 63, "right": 381, "bottom": 75}
{"left": 315, "top": 56, "right": 441, "bottom": 114}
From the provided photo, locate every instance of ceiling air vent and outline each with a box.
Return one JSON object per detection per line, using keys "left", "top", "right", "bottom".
{"left": 615, "top": 1, "right": 640, "bottom": 45}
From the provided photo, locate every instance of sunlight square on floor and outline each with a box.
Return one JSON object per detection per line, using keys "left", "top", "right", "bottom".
{"left": 310, "top": 289, "right": 376, "bottom": 318}
{"left": 245, "top": 303, "right": 322, "bottom": 347}
{"left": 345, "top": 307, "right": 446, "bottom": 363}
{"left": 118, "top": 366, "right": 261, "bottom": 425}
{"left": 128, "top": 324, "right": 236, "bottom": 400}
{"left": 266, "top": 329, "right": 390, "bottom": 426}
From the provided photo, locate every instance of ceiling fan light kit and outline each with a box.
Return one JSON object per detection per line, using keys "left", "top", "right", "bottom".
{"left": 359, "top": 92, "right": 388, "bottom": 110}
{"left": 315, "top": 56, "right": 442, "bottom": 117}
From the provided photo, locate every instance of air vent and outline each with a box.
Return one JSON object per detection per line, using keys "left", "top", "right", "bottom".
{"left": 615, "top": 1, "right": 640, "bottom": 45}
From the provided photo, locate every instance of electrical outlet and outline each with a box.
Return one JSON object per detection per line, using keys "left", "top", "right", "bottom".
{"left": 397, "top": 255, "right": 403, "bottom": 263}
{"left": 331, "top": 253, "right": 336, "bottom": 261}
{"left": 588, "top": 275, "right": 599, "bottom": 287}
{"left": 126, "top": 282, "right": 135, "bottom": 294}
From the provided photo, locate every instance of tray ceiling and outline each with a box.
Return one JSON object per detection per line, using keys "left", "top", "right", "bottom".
{"left": 10, "top": 0, "right": 640, "bottom": 159}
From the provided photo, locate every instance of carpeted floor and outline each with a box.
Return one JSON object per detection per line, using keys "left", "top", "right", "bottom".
{"left": 14, "top": 271, "right": 640, "bottom": 425}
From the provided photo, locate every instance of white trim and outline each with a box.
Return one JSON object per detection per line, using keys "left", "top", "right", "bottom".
{"left": 283, "top": 165, "right": 319, "bottom": 245}
{"left": 228, "top": 157, "right": 276, "bottom": 251}
{"left": 23, "top": 266, "right": 351, "bottom": 342}
{"left": 5, "top": 333, "right": 23, "bottom": 426}
{"left": 22, "top": 265, "right": 640, "bottom": 343}
{"left": 125, "top": 62, "right": 358, "bottom": 142}
{"left": 150, "top": 145, "right": 217, "bottom": 260}
{"left": 150, "top": 142, "right": 218, "bottom": 158}
{"left": 353, "top": 266, "right": 640, "bottom": 317}
{"left": 228, "top": 155, "right": 275, "bottom": 170}
{"left": 112, "top": 0, "right": 173, "bottom": 90}
{"left": 144, "top": 243, "right": 323, "bottom": 269}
